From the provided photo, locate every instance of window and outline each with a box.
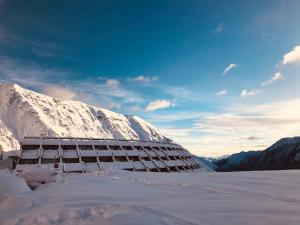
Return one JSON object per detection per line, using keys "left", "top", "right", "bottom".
{"left": 19, "top": 158, "right": 39, "bottom": 164}
{"left": 128, "top": 156, "right": 139, "bottom": 161}
{"left": 142, "top": 157, "right": 151, "bottom": 161}
{"left": 114, "top": 156, "right": 128, "bottom": 162}
{"left": 42, "top": 145, "right": 59, "bottom": 150}
{"left": 122, "top": 146, "right": 133, "bottom": 150}
{"left": 99, "top": 156, "right": 114, "bottom": 162}
{"left": 61, "top": 145, "right": 77, "bottom": 150}
{"left": 78, "top": 145, "right": 93, "bottom": 150}
{"left": 81, "top": 157, "right": 97, "bottom": 163}
{"left": 94, "top": 145, "right": 107, "bottom": 150}
{"left": 109, "top": 145, "right": 121, "bottom": 150}
{"left": 42, "top": 158, "right": 59, "bottom": 164}
{"left": 63, "top": 158, "right": 79, "bottom": 163}
{"left": 22, "top": 145, "right": 40, "bottom": 150}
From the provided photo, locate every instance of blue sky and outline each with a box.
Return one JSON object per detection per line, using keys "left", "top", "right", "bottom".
{"left": 1, "top": 0, "right": 300, "bottom": 156}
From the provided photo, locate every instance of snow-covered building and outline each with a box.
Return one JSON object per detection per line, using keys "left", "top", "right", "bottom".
{"left": 15, "top": 137, "right": 201, "bottom": 173}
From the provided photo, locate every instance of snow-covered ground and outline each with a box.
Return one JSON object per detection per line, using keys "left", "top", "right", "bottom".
{"left": 1, "top": 169, "right": 300, "bottom": 225}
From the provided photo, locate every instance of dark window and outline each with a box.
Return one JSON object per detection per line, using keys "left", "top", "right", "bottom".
{"left": 22, "top": 145, "right": 40, "bottom": 150}
{"left": 94, "top": 145, "right": 107, "bottom": 150}
{"left": 114, "top": 156, "right": 128, "bottom": 162}
{"left": 169, "top": 167, "right": 178, "bottom": 172}
{"left": 135, "top": 169, "right": 147, "bottom": 172}
{"left": 99, "top": 156, "right": 114, "bottom": 162}
{"left": 42, "top": 158, "right": 59, "bottom": 164}
{"left": 109, "top": 145, "right": 121, "bottom": 150}
{"left": 19, "top": 158, "right": 39, "bottom": 164}
{"left": 160, "top": 168, "right": 169, "bottom": 172}
{"left": 81, "top": 157, "right": 97, "bottom": 163}
{"left": 42, "top": 145, "right": 59, "bottom": 150}
{"left": 61, "top": 145, "right": 77, "bottom": 150}
{"left": 178, "top": 166, "right": 185, "bottom": 171}
{"left": 63, "top": 158, "right": 79, "bottom": 163}
{"left": 142, "top": 157, "right": 151, "bottom": 161}
{"left": 128, "top": 156, "right": 139, "bottom": 161}
{"left": 134, "top": 146, "right": 143, "bottom": 150}
{"left": 78, "top": 145, "right": 93, "bottom": 150}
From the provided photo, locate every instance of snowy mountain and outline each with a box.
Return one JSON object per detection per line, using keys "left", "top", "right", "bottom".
{"left": 0, "top": 83, "right": 170, "bottom": 151}
{"left": 214, "top": 137, "right": 300, "bottom": 171}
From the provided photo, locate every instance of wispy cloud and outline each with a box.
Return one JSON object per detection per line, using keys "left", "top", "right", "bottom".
{"left": 106, "top": 79, "right": 120, "bottom": 88}
{"left": 282, "top": 45, "right": 300, "bottom": 65}
{"left": 43, "top": 85, "right": 76, "bottom": 100}
{"left": 262, "top": 72, "right": 283, "bottom": 86}
{"left": 0, "top": 56, "right": 68, "bottom": 87}
{"left": 0, "top": 56, "right": 143, "bottom": 110}
{"left": 240, "top": 88, "right": 261, "bottom": 97}
{"left": 161, "top": 99, "right": 300, "bottom": 157}
{"left": 222, "top": 63, "right": 237, "bottom": 75}
{"left": 128, "top": 75, "right": 158, "bottom": 83}
{"left": 144, "top": 111, "right": 205, "bottom": 123}
{"left": 127, "top": 105, "right": 142, "bottom": 112}
{"left": 215, "top": 23, "right": 224, "bottom": 33}
{"left": 0, "top": 26, "right": 69, "bottom": 60}
{"left": 145, "top": 99, "right": 175, "bottom": 112}
{"left": 215, "top": 89, "right": 227, "bottom": 96}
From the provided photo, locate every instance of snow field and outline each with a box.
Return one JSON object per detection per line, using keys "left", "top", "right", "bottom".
{"left": 1, "top": 169, "right": 300, "bottom": 225}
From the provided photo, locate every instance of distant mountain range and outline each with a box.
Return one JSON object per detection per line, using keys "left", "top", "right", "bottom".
{"left": 199, "top": 137, "right": 300, "bottom": 171}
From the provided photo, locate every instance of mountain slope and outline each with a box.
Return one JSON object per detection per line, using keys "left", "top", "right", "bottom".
{"left": 0, "top": 83, "right": 169, "bottom": 151}
{"left": 214, "top": 137, "right": 300, "bottom": 171}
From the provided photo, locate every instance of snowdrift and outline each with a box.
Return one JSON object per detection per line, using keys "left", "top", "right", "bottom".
{"left": 1, "top": 169, "right": 300, "bottom": 225}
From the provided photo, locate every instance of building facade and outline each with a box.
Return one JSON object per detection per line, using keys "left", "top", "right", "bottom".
{"left": 15, "top": 137, "right": 201, "bottom": 173}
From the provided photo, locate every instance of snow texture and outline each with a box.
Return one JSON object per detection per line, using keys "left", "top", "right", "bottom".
{"left": 1, "top": 169, "right": 300, "bottom": 225}
{"left": 0, "top": 83, "right": 169, "bottom": 152}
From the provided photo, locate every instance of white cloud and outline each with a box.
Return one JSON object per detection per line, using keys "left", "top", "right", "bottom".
{"left": 0, "top": 56, "right": 143, "bottom": 109}
{"left": 262, "top": 72, "right": 283, "bottom": 86}
{"left": 215, "top": 89, "right": 227, "bottom": 96}
{"left": 127, "top": 105, "right": 142, "bottom": 112}
{"left": 105, "top": 102, "right": 122, "bottom": 110}
{"left": 106, "top": 79, "right": 120, "bottom": 88}
{"left": 222, "top": 63, "right": 237, "bottom": 75}
{"left": 283, "top": 45, "right": 300, "bottom": 65}
{"left": 240, "top": 89, "right": 260, "bottom": 97}
{"left": 0, "top": 27, "right": 68, "bottom": 59}
{"left": 158, "top": 99, "right": 300, "bottom": 157}
{"left": 43, "top": 85, "right": 76, "bottom": 100}
{"left": 144, "top": 111, "right": 205, "bottom": 123}
{"left": 145, "top": 99, "right": 175, "bottom": 112}
{"left": 215, "top": 23, "right": 224, "bottom": 33}
{"left": 192, "top": 99, "right": 300, "bottom": 156}
{"left": 128, "top": 75, "right": 158, "bottom": 83}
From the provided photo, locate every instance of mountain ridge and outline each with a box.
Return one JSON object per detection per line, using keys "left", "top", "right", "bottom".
{"left": 208, "top": 136, "right": 300, "bottom": 171}
{"left": 0, "top": 83, "right": 170, "bottom": 151}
